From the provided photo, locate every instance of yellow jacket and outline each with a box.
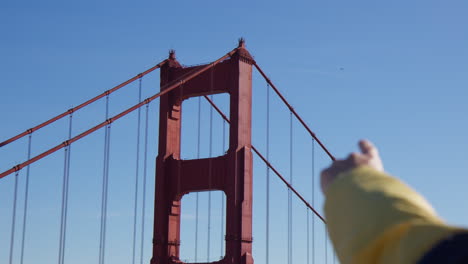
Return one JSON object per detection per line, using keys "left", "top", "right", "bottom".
{"left": 324, "top": 166, "right": 464, "bottom": 264}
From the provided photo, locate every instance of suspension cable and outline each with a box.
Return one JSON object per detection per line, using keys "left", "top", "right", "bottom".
{"left": 311, "top": 139, "right": 315, "bottom": 264}
{"left": 20, "top": 133, "right": 33, "bottom": 264}
{"left": 207, "top": 66, "right": 214, "bottom": 262}
{"left": 203, "top": 95, "right": 325, "bottom": 222}
{"left": 132, "top": 77, "right": 143, "bottom": 264}
{"left": 288, "top": 112, "right": 293, "bottom": 264}
{"left": 307, "top": 208, "right": 310, "bottom": 264}
{"left": 207, "top": 95, "right": 213, "bottom": 261}
{"left": 253, "top": 63, "right": 335, "bottom": 161}
{"left": 140, "top": 102, "right": 150, "bottom": 264}
{"left": 195, "top": 95, "right": 201, "bottom": 262}
{"left": 266, "top": 83, "right": 270, "bottom": 264}
{"left": 58, "top": 141, "right": 68, "bottom": 264}
{"left": 0, "top": 47, "right": 238, "bottom": 179}
{"left": 9, "top": 171, "right": 19, "bottom": 264}
{"left": 102, "top": 124, "right": 111, "bottom": 264}
{"left": 64, "top": 113, "right": 73, "bottom": 263}
{"left": 99, "top": 96, "right": 109, "bottom": 264}
{"left": 325, "top": 227, "right": 328, "bottom": 264}
{"left": 220, "top": 119, "right": 226, "bottom": 258}
{"left": 58, "top": 113, "right": 73, "bottom": 264}
{"left": 0, "top": 60, "right": 168, "bottom": 148}
{"left": 99, "top": 95, "right": 112, "bottom": 264}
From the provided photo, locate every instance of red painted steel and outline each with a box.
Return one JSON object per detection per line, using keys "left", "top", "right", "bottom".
{"left": 253, "top": 63, "right": 336, "bottom": 161}
{"left": 203, "top": 95, "right": 326, "bottom": 223}
{"left": 0, "top": 60, "right": 168, "bottom": 148}
{"left": 0, "top": 49, "right": 236, "bottom": 179}
{"left": 151, "top": 40, "right": 254, "bottom": 264}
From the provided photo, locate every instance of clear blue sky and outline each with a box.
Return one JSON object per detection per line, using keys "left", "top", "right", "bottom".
{"left": 1, "top": 1, "right": 467, "bottom": 264}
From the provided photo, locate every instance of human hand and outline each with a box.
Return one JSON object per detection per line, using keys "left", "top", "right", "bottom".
{"left": 321, "top": 140, "right": 384, "bottom": 194}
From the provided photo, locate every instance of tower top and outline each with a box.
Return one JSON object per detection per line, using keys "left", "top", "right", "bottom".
{"left": 168, "top": 49, "right": 176, "bottom": 60}
{"left": 238, "top": 37, "right": 246, "bottom": 48}
{"left": 235, "top": 38, "right": 254, "bottom": 64}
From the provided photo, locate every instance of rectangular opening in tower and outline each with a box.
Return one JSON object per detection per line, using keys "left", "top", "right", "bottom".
{"left": 181, "top": 93, "right": 230, "bottom": 160}
{"left": 180, "top": 190, "right": 227, "bottom": 263}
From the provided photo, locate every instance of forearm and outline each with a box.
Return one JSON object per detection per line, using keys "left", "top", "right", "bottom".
{"left": 324, "top": 166, "right": 462, "bottom": 264}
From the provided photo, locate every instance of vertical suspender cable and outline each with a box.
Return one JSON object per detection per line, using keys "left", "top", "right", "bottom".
{"left": 266, "top": 83, "right": 270, "bottom": 264}
{"left": 58, "top": 148, "right": 67, "bottom": 264}
{"left": 194, "top": 96, "right": 201, "bottom": 262}
{"left": 102, "top": 124, "right": 111, "bottom": 264}
{"left": 220, "top": 119, "right": 226, "bottom": 258}
{"left": 9, "top": 171, "right": 19, "bottom": 264}
{"left": 207, "top": 67, "right": 214, "bottom": 262}
{"left": 58, "top": 113, "right": 73, "bottom": 264}
{"left": 99, "top": 95, "right": 111, "bottom": 264}
{"left": 132, "top": 77, "right": 143, "bottom": 264}
{"left": 140, "top": 102, "right": 150, "bottom": 264}
{"left": 99, "top": 99, "right": 107, "bottom": 264}
{"left": 207, "top": 95, "right": 213, "bottom": 261}
{"left": 311, "top": 139, "right": 315, "bottom": 264}
{"left": 99, "top": 96, "right": 109, "bottom": 264}
{"left": 20, "top": 134, "right": 33, "bottom": 264}
{"left": 103, "top": 124, "right": 111, "bottom": 264}
{"left": 325, "top": 228, "right": 328, "bottom": 264}
{"left": 288, "top": 112, "right": 293, "bottom": 264}
{"left": 64, "top": 113, "right": 73, "bottom": 263}
{"left": 307, "top": 208, "right": 310, "bottom": 264}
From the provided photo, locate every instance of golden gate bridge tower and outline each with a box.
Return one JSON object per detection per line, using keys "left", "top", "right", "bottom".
{"left": 152, "top": 40, "right": 255, "bottom": 264}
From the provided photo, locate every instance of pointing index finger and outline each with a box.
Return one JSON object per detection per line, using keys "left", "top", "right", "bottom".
{"left": 359, "top": 139, "right": 378, "bottom": 156}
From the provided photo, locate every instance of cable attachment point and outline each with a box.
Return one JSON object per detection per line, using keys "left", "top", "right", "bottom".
{"left": 104, "top": 90, "right": 110, "bottom": 96}
{"left": 63, "top": 140, "right": 70, "bottom": 147}
{"left": 105, "top": 118, "right": 113, "bottom": 125}
{"left": 13, "top": 164, "right": 21, "bottom": 172}
{"left": 137, "top": 73, "right": 143, "bottom": 79}
{"left": 26, "top": 129, "right": 33, "bottom": 134}
{"left": 144, "top": 98, "right": 150, "bottom": 105}
{"left": 67, "top": 108, "right": 74, "bottom": 115}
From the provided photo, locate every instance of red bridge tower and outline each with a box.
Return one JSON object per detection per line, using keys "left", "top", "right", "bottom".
{"left": 151, "top": 40, "right": 255, "bottom": 264}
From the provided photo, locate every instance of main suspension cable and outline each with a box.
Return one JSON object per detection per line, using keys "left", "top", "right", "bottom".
{"left": 0, "top": 47, "right": 238, "bottom": 179}
{"left": 253, "top": 63, "right": 335, "bottom": 161}
{"left": 203, "top": 95, "right": 325, "bottom": 222}
{"left": 132, "top": 77, "right": 143, "bottom": 264}
{"left": 0, "top": 61, "right": 168, "bottom": 148}
{"left": 20, "top": 134, "right": 33, "bottom": 264}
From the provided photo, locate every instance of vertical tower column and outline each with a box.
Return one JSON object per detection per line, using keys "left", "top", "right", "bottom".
{"left": 151, "top": 41, "right": 255, "bottom": 264}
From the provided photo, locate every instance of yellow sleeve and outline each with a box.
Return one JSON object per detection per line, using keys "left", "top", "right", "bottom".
{"left": 324, "top": 166, "right": 464, "bottom": 264}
